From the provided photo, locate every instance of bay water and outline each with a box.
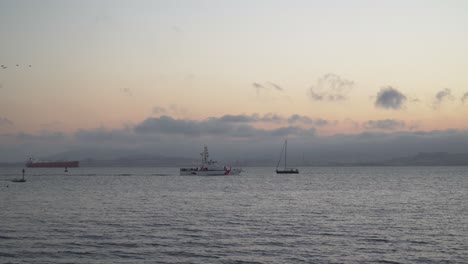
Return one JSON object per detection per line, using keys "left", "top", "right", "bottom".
{"left": 1, "top": 166, "right": 467, "bottom": 263}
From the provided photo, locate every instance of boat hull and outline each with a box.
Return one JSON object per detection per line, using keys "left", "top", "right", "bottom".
{"left": 180, "top": 168, "right": 242, "bottom": 176}
{"left": 11, "top": 178, "right": 26, "bottom": 182}
{"left": 26, "top": 161, "right": 79, "bottom": 168}
{"left": 276, "top": 169, "right": 299, "bottom": 174}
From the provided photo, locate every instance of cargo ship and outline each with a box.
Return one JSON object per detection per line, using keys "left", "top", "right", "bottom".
{"left": 26, "top": 158, "right": 79, "bottom": 168}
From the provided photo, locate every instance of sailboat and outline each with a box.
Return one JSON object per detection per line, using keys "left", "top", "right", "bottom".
{"left": 276, "top": 139, "right": 299, "bottom": 174}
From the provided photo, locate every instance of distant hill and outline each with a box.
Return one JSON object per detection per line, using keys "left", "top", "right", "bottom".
{"left": 1, "top": 152, "right": 467, "bottom": 167}
{"left": 357, "top": 152, "right": 468, "bottom": 166}
{"left": 80, "top": 154, "right": 197, "bottom": 167}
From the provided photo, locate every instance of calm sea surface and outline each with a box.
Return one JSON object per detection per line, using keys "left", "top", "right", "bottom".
{"left": 1, "top": 166, "right": 467, "bottom": 263}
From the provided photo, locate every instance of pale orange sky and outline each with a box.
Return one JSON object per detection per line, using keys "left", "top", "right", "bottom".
{"left": 1, "top": 0, "right": 468, "bottom": 136}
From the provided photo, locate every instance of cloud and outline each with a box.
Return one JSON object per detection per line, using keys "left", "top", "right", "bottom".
{"left": 309, "top": 73, "right": 354, "bottom": 102}
{"left": 133, "top": 114, "right": 320, "bottom": 139}
{"left": 267, "top": 82, "right": 283, "bottom": 91}
{"left": 258, "top": 113, "right": 283, "bottom": 123}
{"left": 0, "top": 117, "right": 13, "bottom": 126}
{"left": 15, "top": 131, "right": 66, "bottom": 141}
{"left": 432, "top": 88, "right": 454, "bottom": 109}
{"left": 3, "top": 121, "right": 468, "bottom": 165}
{"left": 215, "top": 113, "right": 330, "bottom": 126}
{"left": 217, "top": 114, "right": 255, "bottom": 123}
{"left": 461, "top": 92, "right": 468, "bottom": 104}
{"left": 364, "top": 119, "right": 406, "bottom": 131}
{"left": 168, "top": 104, "right": 188, "bottom": 116}
{"left": 270, "top": 126, "right": 301, "bottom": 137}
{"left": 120, "top": 88, "right": 132, "bottom": 96}
{"left": 40, "top": 122, "right": 62, "bottom": 128}
{"left": 375, "top": 87, "right": 407, "bottom": 110}
{"left": 74, "top": 128, "right": 135, "bottom": 143}
{"left": 253, "top": 81, "right": 284, "bottom": 95}
{"left": 216, "top": 114, "right": 281, "bottom": 124}
{"left": 152, "top": 104, "right": 188, "bottom": 116}
{"left": 152, "top": 106, "right": 167, "bottom": 115}
{"left": 287, "top": 114, "right": 329, "bottom": 126}
{"left": 135, "top": 116, "right": 204, "bottom": 136}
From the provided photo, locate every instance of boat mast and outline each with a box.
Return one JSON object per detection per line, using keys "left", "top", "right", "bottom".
{"left": 200, "top": 145, "right": 209, "bottom": 164}
{"left": 285, "top": 139, "right": 287, "bottom": 169}
{"left": 276, "top": 142, "right": 284, "bottom": 170}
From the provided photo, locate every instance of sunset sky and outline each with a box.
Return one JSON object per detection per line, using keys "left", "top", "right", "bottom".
{"left": 1, "top": 0, "right": 468, "bottom": 162}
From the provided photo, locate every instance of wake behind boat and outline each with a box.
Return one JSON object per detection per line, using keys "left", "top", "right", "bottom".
{"left": 180, "top": 146, "right": 242, "bottom": 176}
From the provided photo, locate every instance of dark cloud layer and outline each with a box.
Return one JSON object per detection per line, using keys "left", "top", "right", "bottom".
{"left": 2, "top": 119, "right": 468, "bottom": 164}
{"left": 309, "top": 73, "right": 354, "bottom": 102}
{"left": 15, "top": 131, "right": 66, "bottom": 141}
{"left": 2, "top": 106, "right": 468, "bottom": 164}
{"left": 364, "top": 119, "right": 406, "bottom": 130}
{"left": 216, "top": 113, "right": 282, "bottom": 124}
{"left": 74, "top": 128, "right": 134, "bottom": 143}
{"left": 206, "top": 113, "right": 326, "bottom": 126}
{"left": 133, "top": 115, "right": 315, "bottom": 138}
{"left": 287, "top": 114, "right": 329, "bottom": 126}
{"left": 375, "top": 87, "right": 407, "bottom": 110}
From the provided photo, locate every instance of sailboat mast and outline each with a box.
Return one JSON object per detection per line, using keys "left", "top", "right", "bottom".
{"left": 285, "top": 139, "right": 287, "bottom": 169}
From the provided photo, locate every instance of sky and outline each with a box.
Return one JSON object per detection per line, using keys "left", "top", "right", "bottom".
{"left": 1, "top": 0, "right": 468, "bottom": 162}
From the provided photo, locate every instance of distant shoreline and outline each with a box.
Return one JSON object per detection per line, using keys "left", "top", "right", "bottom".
{"left": 2, "top": 152, "right": 468, "bottom": 167}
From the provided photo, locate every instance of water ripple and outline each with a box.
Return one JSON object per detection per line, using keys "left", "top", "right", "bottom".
{"left": 1, "top": 166, "right": 467, "bottom": 263}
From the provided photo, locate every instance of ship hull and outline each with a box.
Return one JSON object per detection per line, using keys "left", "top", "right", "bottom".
{"left": 276, "top": 169, "right": 299, "bottom": 174}
{"left": 180, "top": 168, "right": 242, "bottom": 176}
{"left": 26, "top": 161, "right": 79, "bottom": 168}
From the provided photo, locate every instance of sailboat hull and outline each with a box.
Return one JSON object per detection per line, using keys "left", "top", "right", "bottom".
{"left": 276, "top": 169, "right": 299, "bottom": 174}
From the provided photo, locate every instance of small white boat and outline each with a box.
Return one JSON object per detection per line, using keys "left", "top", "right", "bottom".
{"left": 180, "top": 146, "right": 242, "bottom": 176}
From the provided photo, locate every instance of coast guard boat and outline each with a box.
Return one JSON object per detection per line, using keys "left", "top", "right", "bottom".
{"left": 180, "top": 146, "right": 242, "bottom": 176}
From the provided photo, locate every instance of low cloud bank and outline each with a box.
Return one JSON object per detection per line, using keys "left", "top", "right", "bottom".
{"left": 1, "top": 114, "right": 468, "bottom": 164}
{"left": 364, "top": 119, "right": 405, "bottom": 130}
